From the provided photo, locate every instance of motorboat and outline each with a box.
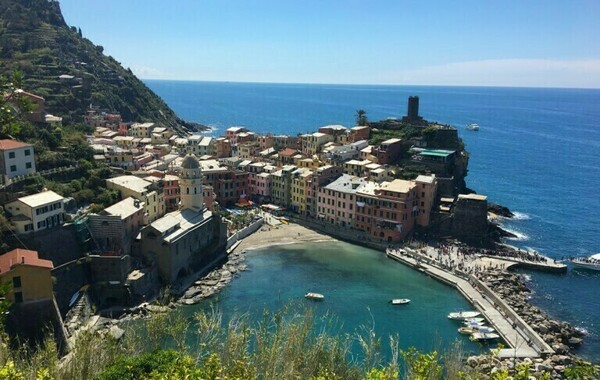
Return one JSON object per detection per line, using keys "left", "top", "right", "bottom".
{"left": 391, "top": 298, "right": 411, "bottom": 305}
{"left": 448, "top": 311, "right": 481, "bottom": 320}
{"left": 569, "top": 253, "right": 600, "bottom": 271}
{"left": 463, "top": 317, "right": 485, "bottom": 324}
{"left": 466, "top": 123, "right": 480, "bottom": 131}
{"left": 463, "top": 320, "right": 485, "bottom": 327}
{"left": 470, "top": 332, "right": 500, "bottom": 342}
{"left": 458, "top": 326, "right": 495, "bottom": 335}
{"left": 305, "top": 292, "right": 324, "bottom": 300}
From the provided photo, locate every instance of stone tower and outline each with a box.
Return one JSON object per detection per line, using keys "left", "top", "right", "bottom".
{"left": 179, "top": 154, "right": 204, "bottom": 211}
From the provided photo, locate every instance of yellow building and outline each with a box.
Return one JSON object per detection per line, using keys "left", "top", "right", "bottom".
{"left": 290, "top": 168, "right": 312, "bottom": 215}
{"left": 0, "top": 249, "right": 53, "bottom": 304}
{"left": 106, "top": 175, "right": 166, "bottom": 224}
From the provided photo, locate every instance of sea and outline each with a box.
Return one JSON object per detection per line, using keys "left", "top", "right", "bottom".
{"left": 145, "top": 80, "right": 600, "bottom": 362}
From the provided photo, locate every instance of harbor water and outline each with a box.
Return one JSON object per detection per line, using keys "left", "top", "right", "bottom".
{"left": 146, "top": 80, "right": 600, "bottom": 361}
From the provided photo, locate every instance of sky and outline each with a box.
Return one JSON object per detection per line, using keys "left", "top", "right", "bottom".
{"left": 58, "top": 0, "right": 600, "bottom": 88}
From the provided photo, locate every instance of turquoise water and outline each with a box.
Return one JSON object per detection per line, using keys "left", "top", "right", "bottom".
{"left": 145, "top": 80, "right": 600, "bottom": 361}
{"left": 189, "top": 241, "right": 483, "bottom": 356}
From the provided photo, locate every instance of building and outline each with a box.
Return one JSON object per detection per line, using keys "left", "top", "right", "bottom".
{"left": 138, "top": 155, "right": 227, "bottom": 284}
{"left": 198, "top": 159, "right": 248, "bottom": 206}
{"left": 323, "top": 140, "right": 368, "bottom": 164}
{"left": 5, "top": 191, "right": 65, "bottom": 234}
{"left": 302, "top": 132, "right": 334, "bottom": 156}
{"left": 402, "top": 96, "right": 424, "bottom": 125}
{"left": 305, "top": 165, "right": 342, "bottom": 218}
{"left": 415, "top": 175, "right": 437, "bottom": 227}
{"left": 290, "top": 168, "right": 312, "bottom": 215}
{"left": 88, "top": 197, "right": 145, "bottom": 255}
{"left": 349, "top": 126, "right": 370, "bottom": 142}
{"left": 106, "top": 175, "right": 166, "bottom": 224}
{"left": 163, "top": 174, "right": 181, "bottom": 212}
{"left": 355, "top": 179, "right": 418, "bottom": 241}
{"left": 238, "top": 141, "right": 261, "bottom": 159}
{"left": 0, "top": 249, "right": 53, "bottom": 304}
{"left": 0, "top": 139, "right": 36, "bottom": 182}
{"left": 271, "top": 165, "right": 296, "bottom": 208}
{"left": 372, "top": 138, "right": 404, "bottom": 164}
{"left": 225, "top": 126, "right": 249, "bottom": 146}
{"left": 213, "top": 137, "right": 232, "bottom": 158}
{"left": 129, "top": 122, "right": 156, "bottom": 138}
{"left": 317, "top": 174, "right": 365, "bottom": 227}
{"left": 151, "top": 127, "right": 173, "bottom": 144}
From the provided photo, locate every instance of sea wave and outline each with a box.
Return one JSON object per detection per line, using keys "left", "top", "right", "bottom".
{"left": 511, "top": 211, "right": 531, "bottom": 220}
{"left": 503, "top": 227, "right": 529, "bottom": 241}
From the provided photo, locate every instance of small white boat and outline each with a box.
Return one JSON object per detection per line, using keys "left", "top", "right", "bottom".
{"left": 463, "top": 320, "right": 485, "bottom": 327}
{"left": 569, "top": 253, "right": 600, "bottom": 271}
{"left": 448, "top": 311, "right": 481, "bottom": 320}
{"left": 463, "top": 317, "right": 485, "bottom": 324}
{"left": 305, "top": 292, "right": 324, "bottom": 300}
{"left": 391, "top": 298, "right": 411, "bottom": 305}
{"left": 470, "top": 332, "right": 500, "bottom": 342}
{"left": 466, "top": 123, "right": 480, "bottom": 131}
{"left": 458, "top": 326, "right": 495, "bottom": 335}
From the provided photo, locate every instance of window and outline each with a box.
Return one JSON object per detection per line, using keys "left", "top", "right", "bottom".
{"left": 8, "top": 152, "right": 15, "bottom": 159}
{"left": 12, "top": 276, "right": 21, "bottom": 288}
{"left": 10, "top": 165, "right": 16, "bottom": 172}
{"left": 26, "top": 162, "right": 32, "bottom": 169}
{"left": 24, "top": 149, "right": 31, "bottom": 156}
{"left": 14, "top": 292, "right": 23, "bottom": 303}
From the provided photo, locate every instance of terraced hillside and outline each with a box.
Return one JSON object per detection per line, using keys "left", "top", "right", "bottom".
{"left": 0, "top": 0, "right": 204, "bottom": 133}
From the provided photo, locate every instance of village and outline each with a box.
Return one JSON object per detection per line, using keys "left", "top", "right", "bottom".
{"left": 0, "top": 91, "right": 496, "bottom": 347}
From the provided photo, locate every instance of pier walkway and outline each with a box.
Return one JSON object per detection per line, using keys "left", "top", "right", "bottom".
{"left": 387, "top": 248, "right": 554, "bottom": 358}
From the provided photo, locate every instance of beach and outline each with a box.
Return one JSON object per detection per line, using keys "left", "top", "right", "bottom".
{"left": 233, "top": 216, "right": 335, "bottom": 253}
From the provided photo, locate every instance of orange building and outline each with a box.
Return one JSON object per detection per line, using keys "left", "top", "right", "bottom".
{"left": 0, "top": 249, "right": 54, "bottom": 304}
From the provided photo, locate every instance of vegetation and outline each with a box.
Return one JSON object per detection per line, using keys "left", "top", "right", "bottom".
{"left": 0, "top": 306, "right": 597, "bottom": 379}
{"left": 0, "top": 0, "right": 202, "bottom": 132}
{"left": 356, "top": 109, "right": 368, "bottom": 126}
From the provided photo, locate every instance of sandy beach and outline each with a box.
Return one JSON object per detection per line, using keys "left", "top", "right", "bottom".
{"left": 233, "top": 218, "right": 335, "bottom": 253}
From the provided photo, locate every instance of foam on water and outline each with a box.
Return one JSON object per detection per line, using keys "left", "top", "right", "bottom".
{"left": 511, "top": 212, "right": 531, "bottom": 220}
{"left": 503, "top": 228, "right": 529, "bottom": 241}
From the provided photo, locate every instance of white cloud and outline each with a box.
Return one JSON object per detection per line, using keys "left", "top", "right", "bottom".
{"left": 130, "top": 65, "right": 172, "bottom": 79}
{"left": 386, "top": 59, "right": 600, "bottom": 88}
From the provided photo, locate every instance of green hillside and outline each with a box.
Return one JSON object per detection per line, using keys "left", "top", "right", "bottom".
{"left": 0, "top": 0, "right": 204, "bottom": 133}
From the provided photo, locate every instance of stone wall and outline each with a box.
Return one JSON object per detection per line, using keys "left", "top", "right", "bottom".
{"left": 451, "top": 195, "right": 489, "bottom": 245}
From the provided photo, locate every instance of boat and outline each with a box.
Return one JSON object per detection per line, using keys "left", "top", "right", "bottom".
{"left": 466, "top": 123, "right": 480, "bottom": 131}
{"left": 569, "top": 253, "right": 600, "bottom": 271}
{"left": 305, "top": 292, "right": 324, "bottom": 300}
{"left": 463, "top": 320, "right": 485, "bottom": 327}
{"left": 463, "top": 317, "right": 485, "bottom": 324}
{"left": 448, "top": 311, "right": 481, "bottom": 320}
{"left": 470, "top": 332, "right": 500, "bottom": 342}
{"left": 391, "top": 298, "right": 411, "bottom": 305}
{"left": 458, "top": 326, "right": 495, "bottom": 335}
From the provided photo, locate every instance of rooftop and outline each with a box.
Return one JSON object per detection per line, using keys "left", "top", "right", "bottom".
{"left": 324, "top": 174, "right": 365, "bottom": 194}
{"left": 381, "top": 138, "right": 402, "bottom": 145}
{"left": 0, "top": 249, "right": 53, "bottom": 274}
{"left": 106, "top": 175, "right": 152, "bottom": 194}
{"left": 0, "top": 139, "right": 32, "bottom": 150}
{"left": 149, "top": 208, "right": 213, "bottom": 243}
{"left": 415, "top": 174, "right": 436, "bottom": 184}
{"left": 458, "top": 193, "right": 488, "bottom": 201}
{"left": 17, "top": 190, "right": 64, "bottom": 208}
{"left": 380, "top": 179, "right": 415, "bottom": 194}
{"left": 419, "top": 149, "right": 455, "bottom": 158}
{"left": 101, "top": 197, "right": 144, "bottom": 219}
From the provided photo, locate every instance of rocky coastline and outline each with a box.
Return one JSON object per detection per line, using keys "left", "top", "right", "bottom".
{"left": 467, "top": 270, "right": 590, "bottom": 379}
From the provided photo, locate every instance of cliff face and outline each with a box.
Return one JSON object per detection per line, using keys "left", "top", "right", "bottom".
{"left": 0, "top": 0, "right": 203, "bottom": 132}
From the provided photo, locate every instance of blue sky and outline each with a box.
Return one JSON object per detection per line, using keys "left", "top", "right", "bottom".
{"left": 59, "top": 0, "right": 600, "bottom": 88}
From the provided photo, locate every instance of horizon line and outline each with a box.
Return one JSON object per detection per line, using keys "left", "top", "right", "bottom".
{"left": 138, "top": 78, "right": 600, "bottom": 91}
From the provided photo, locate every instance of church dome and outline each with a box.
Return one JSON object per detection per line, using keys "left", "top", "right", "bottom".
{"left": 181, "top": 154, "right": 200, "bottom": 169}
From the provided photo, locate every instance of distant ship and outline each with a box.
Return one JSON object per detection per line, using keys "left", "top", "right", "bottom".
{"left": 569, "top": 253, "right": 600, "bottom": 271}
{"left": 466, "top": 123, "right": 480, "bottom": 131}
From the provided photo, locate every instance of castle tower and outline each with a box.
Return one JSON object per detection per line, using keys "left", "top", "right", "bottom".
{"left": 179, "top": 154, "right": 204, "bottom": 211}
{"left": 407, "top": 96, "right": 419, "bottom": 121}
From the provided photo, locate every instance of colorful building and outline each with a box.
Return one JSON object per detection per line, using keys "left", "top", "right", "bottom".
{"left": 5, "top": 191, "right": 65, "bottom": 234}
{"left": 0, "top": 249, "right": 53, "bottom": 304}
{"left": 317, "top": 174, "right": 365, "bottom": 227}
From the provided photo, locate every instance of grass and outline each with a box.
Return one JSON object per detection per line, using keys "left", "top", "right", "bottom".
{"left": 0, "top": 305, "right": 598, "bottom": 379}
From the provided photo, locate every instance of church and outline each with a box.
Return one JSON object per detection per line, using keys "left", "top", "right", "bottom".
{"left": 138, "top": 154, "right": 227, "bottom": 285}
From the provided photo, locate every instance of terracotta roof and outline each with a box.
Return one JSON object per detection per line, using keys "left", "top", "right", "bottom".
{"left": 0, "top": 139, "right": 32, "bottom": 150}
{"left": 279, "top": 148, "right": 298, "bottom": 157}
{"left": 0, "top": 249, "right": 53, "bottom": 274}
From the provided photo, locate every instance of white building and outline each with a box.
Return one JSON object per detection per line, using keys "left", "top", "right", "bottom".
{"left": 5, "top": 190, "right": 65, "bottom": 234}
{"left": 0, "top": 139, "right": 36, "bottom": 182}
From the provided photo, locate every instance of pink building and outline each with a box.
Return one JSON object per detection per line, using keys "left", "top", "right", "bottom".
{"left": 355, "top": 179, "right": 418, "bottom": 242}
{"left": 226, "top": 126, "right": 249, "bottom": 146}
{"left": 163, "top": 174, "right": 180, "bottom": 212}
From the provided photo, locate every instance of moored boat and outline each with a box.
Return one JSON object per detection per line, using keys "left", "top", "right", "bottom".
{"left": 305, "top": 292, "right": 324, "bottom": 300}
{"left": 463, "top": 317, "right": 485, "bottom": 324}
{"left": 448, "top": 311, "right": 481, "bottom": 320}
{"left": 458, "top": 326, "right": 495, "bottom": 335}
{"left": 391, "top": 298, "right": 411, "bottom": 305}
{"left": 569, "top": 253, "right": 600, "bottom": 271}
{"left": 470, "top": 332, "right": 500, "bottom": 342}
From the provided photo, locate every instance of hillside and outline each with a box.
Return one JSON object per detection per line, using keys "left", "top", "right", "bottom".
{"left": 0, "top": 0, "right": 204, "bottom": 133}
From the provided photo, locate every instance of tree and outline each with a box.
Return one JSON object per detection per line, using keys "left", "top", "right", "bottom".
{"left": 355, "top": 109, "right": 368, "bottom": 126}
{"left": 0, "top": 70, "right": 32, "bottom": 138}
